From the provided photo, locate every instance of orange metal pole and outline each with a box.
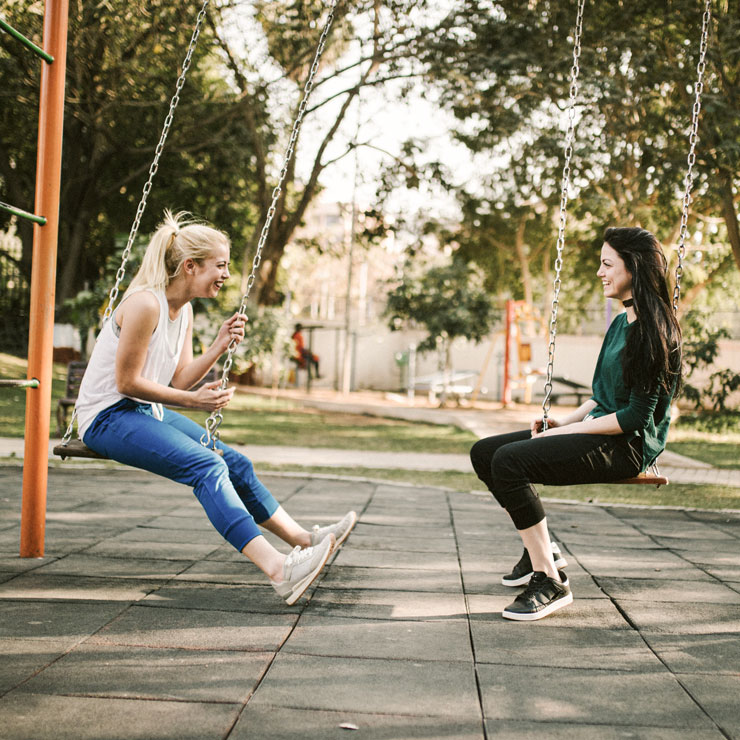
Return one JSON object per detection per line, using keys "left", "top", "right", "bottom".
{"left": 20, "top": 0, "right": 69, "bottom": 558}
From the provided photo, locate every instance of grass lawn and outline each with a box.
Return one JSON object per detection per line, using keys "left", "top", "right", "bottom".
{"left": 667, "top": 411, "right": 740, "bottom": 469}
{"left": 0, "top": 353, "right": 68, "bottom": 436}
{"left": 180, "top": 391, "right": 477, "bottom": 454}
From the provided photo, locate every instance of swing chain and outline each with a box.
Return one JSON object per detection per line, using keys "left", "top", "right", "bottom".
{"left": 60, "top": 0, "right": 211, "bottom": 448}
{"left": 200, "top": 0, "right": 339, "bottom": 451}
{"left": 673, "top": 0, "right": 711, "bottom": 314}
{"left": 541, "top": 0, "right": 586, "bottom": 429}
{"left": 102, "top": 0, "right": 211, "bottom": 326}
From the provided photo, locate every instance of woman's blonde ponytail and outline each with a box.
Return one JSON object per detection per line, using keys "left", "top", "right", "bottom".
{"left": 124, "top": 210, "right": 229, "bottom": 298}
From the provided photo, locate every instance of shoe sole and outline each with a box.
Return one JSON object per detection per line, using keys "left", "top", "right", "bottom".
{"left": 501, "top": 592, "right": 573, "bottom": 621}
{"left": 501, "top": 555, "right": 568, "bottom": 587}
{"left": 283, "top": 544, "right": 333, "bottom": 606}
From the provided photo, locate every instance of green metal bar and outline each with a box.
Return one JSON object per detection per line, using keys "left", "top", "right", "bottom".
{"left": 0, "top": 378, "right": 40, "bottom": 389}
{"left": 0, "top": 200, "right": 47, "bottom": 225}
{"left": 0, "top": 18, "right": 54, "bottom": 63}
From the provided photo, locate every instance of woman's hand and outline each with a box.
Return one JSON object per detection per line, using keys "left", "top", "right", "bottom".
{"left": 530, "top": 416, "right": 562, "bottom": 438}
{"left": 214, "top": 313, "right": 247, "bottom": 354}
{"left": 190, "top": 380, "right": 235, "bottom": 412}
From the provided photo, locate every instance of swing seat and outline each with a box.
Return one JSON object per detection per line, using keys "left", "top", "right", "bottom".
{"left": 613, "top": 473, "right": 669, "bottom": 487}
{"left": 52, "top": 439, "right": 107, "bottom": 460}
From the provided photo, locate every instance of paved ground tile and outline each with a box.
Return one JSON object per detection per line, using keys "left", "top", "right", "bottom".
{"left": 251, "top": 653, "right": 481, "bottom": 718}
{"left": 17, "top": 643, "right": 272, "bottom": 703}
{"left": 232, "top": 705, "right": 485, "bottom": 739}
{"left": 88, "top": 604, "right": 297, "bottom": 651}
{"left": 470, "top": 623, "right": 665, "bottom": 671}
{"left": 477, "top": 664, "right": 715, "bottom": 730}
{"left": 0, "top": 693, "right": 240, "bottom": 740}
{"left": 282, "top": 614, "right": 473, "bottom": 662}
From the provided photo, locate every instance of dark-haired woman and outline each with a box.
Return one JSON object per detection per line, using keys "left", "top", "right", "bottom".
{"left": 470, "top": 227, "right": 682, "bottom": 621}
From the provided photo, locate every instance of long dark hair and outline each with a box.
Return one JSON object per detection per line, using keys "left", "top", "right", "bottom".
{"left": 603, "top": 227, "right": 682, "bottom": 395}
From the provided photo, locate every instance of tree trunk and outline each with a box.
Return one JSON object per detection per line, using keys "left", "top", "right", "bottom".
{"left": 57, "top": 213, "right": 90, "bottom": 306}
{"left": 720, "top": 172, "right": 740, "bottom": 271}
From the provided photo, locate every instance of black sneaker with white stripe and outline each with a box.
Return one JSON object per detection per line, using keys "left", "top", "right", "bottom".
{"left": 501, "top": 570, "right": 572, "bottom": 621}
{"left": 501, "top": 542, "right": 567, "bottom": 587}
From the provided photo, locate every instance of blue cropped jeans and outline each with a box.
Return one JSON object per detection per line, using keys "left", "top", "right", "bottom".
{"left": 83, "top": 399, "right": 280, "bottom": 551}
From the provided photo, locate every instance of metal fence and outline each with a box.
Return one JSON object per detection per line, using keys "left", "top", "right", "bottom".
{"left": 0, "top": 245, "right": 30, "bottom": 355}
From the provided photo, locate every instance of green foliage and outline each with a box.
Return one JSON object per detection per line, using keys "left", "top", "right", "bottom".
{"left": 681, "top": 310, "right": 740, "bottom": 411}
{"left": 401, "top": 0, "right": 740, "bottom": 311}
{"left": 385, "top": 257, "right": 497, "bottom": 353}
{"left": 1, "top": 0, "right": 262, "bottom": 305}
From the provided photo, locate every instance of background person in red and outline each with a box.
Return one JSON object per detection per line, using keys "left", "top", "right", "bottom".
{"left": 291, "top": 323, "right": 321, "bottom": 379}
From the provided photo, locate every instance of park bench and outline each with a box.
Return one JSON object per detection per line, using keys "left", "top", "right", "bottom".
{"left": 55, "top": 360, "right": 87, "bottom": 436}
{"left": 548, "top": 376, "right": 592, "bottom": 405}
{"left": 412, "top": 370, "right": 481, "bottom": 404}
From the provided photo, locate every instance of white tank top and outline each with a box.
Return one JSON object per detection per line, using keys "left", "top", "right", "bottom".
{"left": 75, "top": 288, "right": 191, "bottom": 439}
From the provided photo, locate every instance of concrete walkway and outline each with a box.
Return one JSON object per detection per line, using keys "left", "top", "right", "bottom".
{"left": 1, "top": 464, "right": 740, "bottom": 739}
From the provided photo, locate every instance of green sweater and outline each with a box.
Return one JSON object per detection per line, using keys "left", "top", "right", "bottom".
{"left": 590, "top": 312, "right": 673, "bottom": 471}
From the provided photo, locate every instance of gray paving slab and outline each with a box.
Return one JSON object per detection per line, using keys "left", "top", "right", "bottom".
{"left": 174, "top": 559, "right": 266, "bottom": 585}
{"left": 283, "top": 613, "right": 473, "bottom": 662}
{"left": 482, "top": 721, "right": 726, "bottom": 739}
{"left": 250, "top": 653, "right": 481, "bottom": 718}
{"left": 470, "top": 623, "right": 665, "bottom": 671}
{"left": 232, "top": 706, "right": 485, "bottom": 739}
{"left": 654, "top": 536, "right": 740, "bottom": 552}
{"left": 16, "top": 643, "right": 272, "bottom": 703}
{"left": 33, "top": 553, "right": 192, "bottom": 580}
{"left": 309, "top": 587, "right": 467, "bottom": 620}
{"left": 110, "top": 525, "right": 222, "bottom": 545}
{"left": 345, "top": 533, "right": 459, "bottom": 553}
{"left": 320, "top": 564, "right": 463, "bottom": 593}
{"left": 0, "top": 693, "right": 240, "bottom": 740}
{"left": 0, "top": 573, "right": 165, "bottom": 602}
{"left": 597, "top": 576, "right": 740, "bottom": 604}
{"left": 615, "top": 601, "right": 740, "bottom": 634}
{"left": 140, "top": 581, "right": 303, "bottom": 615}
{"left": 88, "top": 604, "right": 296, "bottom": 651}
{"left": 675, "top": 674, "right": 740, "bottom": 738}
{"left": 477, "top": 664, "right": 715, "bottom": 730}
{"left": 572, "top": 547, "right": 710, "bottom": 580}
{"left": 333, "top": 547, "right": 461, "bottom": 572}
{"left": 83, "top": 539, "right": 221, "bottom": 560}
{"left": 2, "top": 463, "right": 740, "bottom": 738}
{"left": 0, "top": 600, "right": 129, "bottom": 642}
{"left": 0, "top": 639, "right": 71, "bottom": 693}
{"left": 643, "top": 633, "right": 740, "bottom": 674}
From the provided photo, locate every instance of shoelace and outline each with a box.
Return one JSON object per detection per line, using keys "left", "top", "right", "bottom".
{"left": 285, "top": 545, "right": 315, "bottom": 568}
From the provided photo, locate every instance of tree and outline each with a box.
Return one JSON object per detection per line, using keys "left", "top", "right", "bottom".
{"left": 209, "top": 0, "right": 464, "bottom": 304}
{"left": 407, "top": 0, "right": 740, "bottom": 312}
{"left": 385, "top": 256, "right": 496, "bottom": 402}
{"left": 1, "top": 0, "right": 263, "bottom": 305}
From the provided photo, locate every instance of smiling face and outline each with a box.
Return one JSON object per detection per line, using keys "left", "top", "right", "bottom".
{"left": 189, "top": 243, "right": 231, "bottom": 299}
{"left": 597, "top": 242, "right": 632, "bottom": 302}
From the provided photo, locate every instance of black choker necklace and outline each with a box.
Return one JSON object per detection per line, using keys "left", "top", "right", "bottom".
{"left": 622, "top": 298, "right": 634, "bottom": 307}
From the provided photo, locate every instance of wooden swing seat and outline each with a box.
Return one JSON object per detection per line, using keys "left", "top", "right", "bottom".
{"left": 613, "top": 473, "right": 669, "bottom": 487}
{"left": 53, "top": 439, "right": 107, "bottom": 460}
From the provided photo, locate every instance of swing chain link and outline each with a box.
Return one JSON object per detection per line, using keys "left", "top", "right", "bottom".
{"left": 200, "top": 0, "right": 339, "bottom": 450}
{"left": 673, "top": 0, "right": 711, "bottom": 314}
{"left": 60, "top": 0, "right": 211, "bottom": 447}
{"left": 541, "top": 0, "right": 586, "bottom": 430}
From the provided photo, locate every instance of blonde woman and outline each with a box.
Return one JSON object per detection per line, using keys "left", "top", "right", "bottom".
{"left": 75, "top": 211, "right": 356, "bottom": 604}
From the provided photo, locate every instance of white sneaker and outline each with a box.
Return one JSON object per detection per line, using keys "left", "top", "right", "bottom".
{"left": 309, "top": 510, "right": 357, "bottom": 548}
{"left": 271, "top": 534, "right": 335, "bottom": 605}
